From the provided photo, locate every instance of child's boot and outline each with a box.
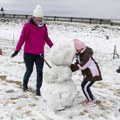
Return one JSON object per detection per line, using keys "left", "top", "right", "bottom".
{"left": 83, "top": 100, "right": 96, "bottom": 107}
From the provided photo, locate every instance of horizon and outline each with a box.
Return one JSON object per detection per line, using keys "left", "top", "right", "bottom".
{"left": 0, "top": 0, "right": 120, "bottom": 19}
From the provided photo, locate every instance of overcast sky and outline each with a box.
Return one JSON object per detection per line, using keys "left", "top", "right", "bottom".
{"left": 0, "top": 0, "right": 120, "bottom": 19}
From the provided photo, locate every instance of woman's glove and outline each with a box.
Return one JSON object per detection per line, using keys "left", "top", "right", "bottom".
{"left": 11, "top": 50, "right": 19, "bottom": 58}
{"left": 70, "top": 64, "right": 79, "bottom": 72}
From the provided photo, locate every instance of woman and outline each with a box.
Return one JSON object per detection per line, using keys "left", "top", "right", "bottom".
{"left": 11, "top": 5, "right": 53, "bottom": 96}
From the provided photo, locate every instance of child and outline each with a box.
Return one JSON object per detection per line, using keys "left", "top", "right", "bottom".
{"left": 70, "top": 39, "right": 102, "bottom": 107}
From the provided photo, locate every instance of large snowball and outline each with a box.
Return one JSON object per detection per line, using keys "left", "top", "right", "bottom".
{"left": 50, "top": 41, "right": 75, "bottom": 66}
{"left": 41, "top": 80, "right": 77, "bottom": 110}
{"left": 44, "top": 65, "right": 72, "bottom": 83}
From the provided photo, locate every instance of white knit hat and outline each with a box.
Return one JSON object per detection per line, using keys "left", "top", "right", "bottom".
{"left": 33, "top": 5, "right": 43, "bottom": 18}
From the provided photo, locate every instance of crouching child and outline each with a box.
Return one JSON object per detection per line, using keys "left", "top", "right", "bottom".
{"left": 70, "top": 39, "right": 102, "bottom": 107}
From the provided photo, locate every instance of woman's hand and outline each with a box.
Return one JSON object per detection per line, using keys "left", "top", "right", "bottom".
{"left": 11, "top": 51, "right": 19, "bottom": 58}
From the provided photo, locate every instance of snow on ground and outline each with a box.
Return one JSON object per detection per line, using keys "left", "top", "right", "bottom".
{"left": 0, "top": 18, "right": 120, "bottom": 120}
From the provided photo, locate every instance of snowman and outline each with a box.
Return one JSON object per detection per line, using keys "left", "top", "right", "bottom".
{"left": 41, "top": 40, "right": 77, "bottom": 111}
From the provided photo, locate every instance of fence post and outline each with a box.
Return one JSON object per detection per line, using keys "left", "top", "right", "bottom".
{"left": 89, "top": 18, "right": 92, "bottom": 24}
{"left": 54, "top": 16, "right": 56, "bottom": 21}
{"left": 70, "top": 17, "right": 73, "bottom": 22}
{"left": 113, "top": 45, "right": 119, "bottom": 59}
{"left": 26, "top": 15, "right": 28, "bottom": 19}
{"left": 100, "top": 19, "right": 102, "bottom": 24}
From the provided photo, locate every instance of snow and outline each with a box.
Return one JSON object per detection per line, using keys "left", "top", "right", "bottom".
{"left": 0, "top": 18, "right": 120, "bottom": 120}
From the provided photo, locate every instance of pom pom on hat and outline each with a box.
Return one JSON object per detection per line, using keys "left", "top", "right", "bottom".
{"left": 73, "top": 39, "right": 85, "bottom": 50}
{"left": 33, "top": 5, "right": 43, "bottom": 18}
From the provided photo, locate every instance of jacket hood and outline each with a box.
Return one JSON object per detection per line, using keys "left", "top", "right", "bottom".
{"left": 81, "top": 46, "right": 93, "bottom": 55}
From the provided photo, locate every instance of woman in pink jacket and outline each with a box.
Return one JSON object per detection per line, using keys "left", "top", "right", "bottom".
{"left": 11, "top": 5, "right": 53, "bottom": 96}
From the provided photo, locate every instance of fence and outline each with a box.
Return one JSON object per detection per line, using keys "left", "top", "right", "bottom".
{"left": 0, "top": 13, "right": 120, "bottom": 25}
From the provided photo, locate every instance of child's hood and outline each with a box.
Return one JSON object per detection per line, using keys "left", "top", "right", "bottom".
{"left": 81, "top": 46, "right": 93, "bottom": 55}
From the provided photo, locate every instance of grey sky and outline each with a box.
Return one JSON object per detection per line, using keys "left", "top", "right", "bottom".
{"left": 0, "top": 0, "right": 120, "bottom": 19}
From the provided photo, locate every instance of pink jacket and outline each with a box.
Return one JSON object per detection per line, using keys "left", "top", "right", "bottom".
{"left": 16, "top": 20, "right": 53, "bottom": 54}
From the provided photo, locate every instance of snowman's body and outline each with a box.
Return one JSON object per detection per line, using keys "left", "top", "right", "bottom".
{"left": 41, "top": 41, "right": 77, "bottom": 110}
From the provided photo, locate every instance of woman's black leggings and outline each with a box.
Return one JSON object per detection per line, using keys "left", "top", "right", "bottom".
{"left": 23, "top": 53, "right": 44, "bottom": 91}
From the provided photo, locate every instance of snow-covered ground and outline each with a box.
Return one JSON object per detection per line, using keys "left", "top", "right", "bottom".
{"left": 0, "top": 18, "right": 120, "bottom": 120}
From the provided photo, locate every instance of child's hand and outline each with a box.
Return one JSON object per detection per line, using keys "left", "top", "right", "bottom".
{"left": 70, "top": 64, "right": 79, "bottom": 72}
